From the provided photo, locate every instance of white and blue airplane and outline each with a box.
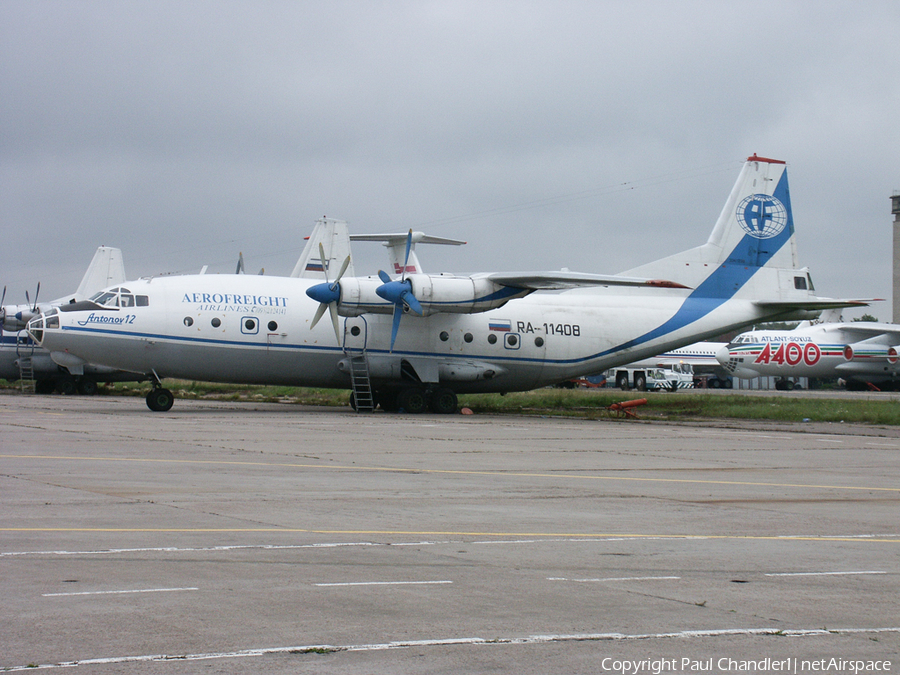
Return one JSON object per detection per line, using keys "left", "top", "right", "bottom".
{"left": 28, "top": 155, "right": 862, "bottom": 413}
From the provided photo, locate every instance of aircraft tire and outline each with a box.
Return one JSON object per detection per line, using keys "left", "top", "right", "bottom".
{"left": 77, "top": 377, "right": 98, "bottom": 396}
{"left": 429, "top": 387, "right": 458, "bottom": 415}
{"left": 56, "top": 377, "right": 77, "bottom": 396}
{"left": 397, "top": 387, "right": 428, "bottom": 414}
{"left": 375, "top": 389, "right": 400, "bottom": 412}
{"left": 35, "top": 379, "right": 56, "bottom": 395}
{"left": 146, "top": 388, "right": 174, "bottom": 412}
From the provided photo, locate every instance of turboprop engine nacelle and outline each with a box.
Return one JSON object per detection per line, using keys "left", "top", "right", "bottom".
{"left": 334, "top": 274, "right": 529, "bottom": 317}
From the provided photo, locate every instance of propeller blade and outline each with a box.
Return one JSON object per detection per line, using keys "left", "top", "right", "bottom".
{"left": 333, "top": 255, "right": 351, "bottom": 288}
{"left": 310, "top": 301, "right": 328, "bottom": 329}
{"left": 389, "top": 304, "right": 403, "bottom": 352}
{"left": 401, "top": 229, "right": 413, "bottom": 280}
{"left": 32, "top": 282, "right": 40, "bottom": 312}
{"left": 377, "top": 269, "right": 391, "bottom": 284}
{"left": 318, "top": 243, "right": 330, "bottom": 283}
{"left": 403, "top": 290, "right": 423, "bottom": 316}
{"left": 328, "top": 303, "right": 341, "bottom": 345}
{"left": 236, "top": 252, "right": 245, "bottom": 274}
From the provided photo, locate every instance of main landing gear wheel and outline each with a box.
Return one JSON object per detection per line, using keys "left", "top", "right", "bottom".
{"left": 146, "top": 387, "right": 174, "bottom": 412}
{"left": 429, "top": 387, "right": 458, "bottom": 414}
{"left": 76, "top": 377, "right": 98, "bottom": 396}
{"left": 397, "top": 387, "right": 428, "bottom": 414}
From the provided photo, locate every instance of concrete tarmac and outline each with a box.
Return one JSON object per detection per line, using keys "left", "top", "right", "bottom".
{"left": 1, "top": 392, "right": 898, "bottom": 673}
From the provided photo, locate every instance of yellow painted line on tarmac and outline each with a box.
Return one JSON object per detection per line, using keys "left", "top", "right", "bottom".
{"left": 0, "top": 527, "right": 899, "bottom": 543}
{"left": 2, "top": 453, "right": 898, "bottom": 493}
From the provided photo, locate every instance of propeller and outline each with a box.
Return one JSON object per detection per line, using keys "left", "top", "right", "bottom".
{"left": 375, "top": 230, "right": 423, "bottom": 351}
{"left": 236, "top": 252, "right": 245, "bottom": 274}
{"left": 305, "top": 242, "right": 351, "bottom": 344}
{"left": 16, "top": 282, "right": 41, "bottom": 325}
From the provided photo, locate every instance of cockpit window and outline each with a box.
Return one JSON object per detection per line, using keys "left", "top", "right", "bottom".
{"left": 88, "top": 287, "right": 148, "bottom": 308}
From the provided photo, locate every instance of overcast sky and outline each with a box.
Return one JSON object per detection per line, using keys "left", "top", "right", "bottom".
{"left": 3, "top": 1, "right": 899, "bottom": 319}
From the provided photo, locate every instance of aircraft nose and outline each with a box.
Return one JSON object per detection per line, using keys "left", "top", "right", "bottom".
{"left": 715, "top": 344, "right": 732, "bottom": 365}
{"left": 26, "top": 308, "right": 58, "bottom": 346}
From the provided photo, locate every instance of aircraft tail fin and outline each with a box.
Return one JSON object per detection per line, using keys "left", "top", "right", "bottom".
{"left": 622, "top": 155, "right": 799, "bottom": 291}
{"left": 292, "top": 218, "right": 356, "bottom": 279}
{"left": 75, "top": 246, "right": 126, "bottom": 299}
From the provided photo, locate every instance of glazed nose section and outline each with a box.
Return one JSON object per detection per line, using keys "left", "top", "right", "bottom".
{"left": 26, "top": 309, "right": 58, "bottom": 346}
{"left": 26, "top": 315, "right": 44, "bottom": 345}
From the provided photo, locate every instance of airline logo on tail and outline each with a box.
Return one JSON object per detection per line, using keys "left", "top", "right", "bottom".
{"left": 736, "top": 194, "right": 788, "bottom": 239}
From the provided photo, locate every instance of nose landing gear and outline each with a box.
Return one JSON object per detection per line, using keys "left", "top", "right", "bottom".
{"left": 145, "top": 372, "right": 174, "bottom": 411}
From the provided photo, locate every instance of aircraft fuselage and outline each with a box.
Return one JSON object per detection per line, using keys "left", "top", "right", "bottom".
{"left": 36, "top": 274, "right": 776, "bottom": 394}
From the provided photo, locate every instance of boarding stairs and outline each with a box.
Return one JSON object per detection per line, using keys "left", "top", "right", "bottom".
{"left": 18, "top": 356, "right": 36, "bottom": 394}
{"left": 16, "top": 333, "right": 36, "bottom": 394}
{"left": 345, "top": 349, "right": 374, "bottom": 413}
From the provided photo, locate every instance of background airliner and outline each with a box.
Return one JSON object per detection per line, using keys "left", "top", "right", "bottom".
{"left": 717, "top": 319, "right": 900, "bottom": 391}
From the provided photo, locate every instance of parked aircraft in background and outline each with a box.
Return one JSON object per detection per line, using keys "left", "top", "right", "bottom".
{"left": 717, "top": 317, "right": 900, "bottom": 390}
{"left": 28, "top": 155, "right": 863, "bottom": 413}
{"left": 1, "top": 247, "right": 143, "bottom": 393}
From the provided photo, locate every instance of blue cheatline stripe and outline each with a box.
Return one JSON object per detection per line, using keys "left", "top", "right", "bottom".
{"left": 594, "top": 170, "right": 794, "bottom": 359}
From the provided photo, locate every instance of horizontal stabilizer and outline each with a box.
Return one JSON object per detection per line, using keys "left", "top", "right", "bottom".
{"left": 486, "top": 271, "right": 690, "bottom": 291}
{"left": 352, "top": 231, "right": 466, "bottom": 275}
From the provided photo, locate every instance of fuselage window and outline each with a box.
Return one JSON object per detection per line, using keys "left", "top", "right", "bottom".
{"left": 487, "top": 333, "right": 497, "bottom": 344}
{"left": 136, "top": 295, "right": 149, "bottom": 306}
{"left": 464, "top": 332, "right": 473, "bottom": 343}
{"left": 211, "top": 318, "right": 221, "bottom": 328}
{"left": 268, "top": 321, "right": 278, "bottom": 332}
{"left": 245, "top": 319, "right": 256, "bottom": 331}
{"left": 534, "top": 337, "right": 544, "bottom": 347}
{"left": 440, "top": 331, "right": 449, "bottom": 342}
{"left": 184, "top": 317, "right": 194, "bottom": 327}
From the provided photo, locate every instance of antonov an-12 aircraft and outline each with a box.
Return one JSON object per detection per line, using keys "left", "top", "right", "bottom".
{"left": 28, "top": 155, "right": 862, "bottom": 413}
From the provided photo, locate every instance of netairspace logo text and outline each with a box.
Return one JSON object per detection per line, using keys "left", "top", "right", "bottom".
{"left": 600, "top": 657, "right": 892, "bottom": 675}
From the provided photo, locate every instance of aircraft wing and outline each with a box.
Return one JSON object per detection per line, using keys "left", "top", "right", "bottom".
{"left": 827, "top": 323, "right": 900, "bottom": 343}
{"left": 484, "top": 271, "right": 690, "bottom": 291}
{"left": 754, "top": 299, "right": 871, "bottom": 313}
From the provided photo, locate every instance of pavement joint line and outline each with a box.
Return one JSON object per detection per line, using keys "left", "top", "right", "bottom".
{"left": 314, "top": 580, "right": 453, "bottom": 587}
{"left": 42, "top": 587, "right": 199, "bottom": 597}
{"left": 4, "top": 627, "right": 900, "bottom": 671}
{"left": 2, "top": 453, "right": 898, "bottom": 492}
{"left": 3, "top": 530, "right": 900, "bottom": 544}
{"left": 764, "top": 570, "right": 887, "bottom": 577}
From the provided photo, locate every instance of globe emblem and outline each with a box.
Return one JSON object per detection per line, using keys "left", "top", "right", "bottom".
{"left": 736, "top": 194, "right": 787, "bottom": 239}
